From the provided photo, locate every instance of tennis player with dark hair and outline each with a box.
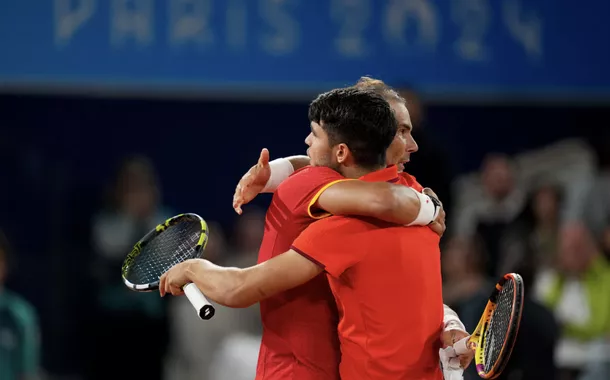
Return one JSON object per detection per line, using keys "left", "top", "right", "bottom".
{"left": 234, "top": 76, "right": 471, "bottom": 365}
{"left": 161, "top": 87, "right": 454, "bottom": 379}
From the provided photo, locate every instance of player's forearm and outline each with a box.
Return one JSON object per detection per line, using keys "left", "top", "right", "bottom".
{"left": 186, "top": 259, "right": 252, "bottom": 308}
{"left": 385, "top": 185, "right": 440, "bottom": 226}
{"left": 380, "top": 185, "right": 423, "bottom": 224}
{"left": 346, "top": 183, "right": 420, "bottom": 224}
{"left": 262, "top": 155, "right": 309, "bottom": 193}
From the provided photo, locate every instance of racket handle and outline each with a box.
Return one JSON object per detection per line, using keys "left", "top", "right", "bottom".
{"left": 183, "top": 283, "right": 216, "bottom": 320}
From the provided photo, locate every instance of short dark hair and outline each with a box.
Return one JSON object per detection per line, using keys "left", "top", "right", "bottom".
{"left": 308, "top": 87, "right": 397, "bottom": 168}
{"left": 352, "top": 76, "right": 405, "bottom": 104}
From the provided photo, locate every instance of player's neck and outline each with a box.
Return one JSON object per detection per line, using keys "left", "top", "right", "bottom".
{"left": 341, "top": 165, "right": 384, "bottom": 179}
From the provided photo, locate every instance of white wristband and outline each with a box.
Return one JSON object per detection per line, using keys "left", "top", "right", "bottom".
{"left": 262, "top": 158, "right": 295, "bottom": 193}
{"left": 406, "top": 189, "right": 439, "bottom": 226}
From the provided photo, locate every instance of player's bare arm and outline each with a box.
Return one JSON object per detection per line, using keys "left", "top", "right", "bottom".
{"left": 159, "top": 250, "right": 322, "bottom": 308}
{"left": 233, "top": 149, "right": 442, "bottom": 228}
{"left": 232, "top": 148, "right": 309, "bottom": 214}
{"left": 313, "top": 180, "right": 439, "bottom": 226}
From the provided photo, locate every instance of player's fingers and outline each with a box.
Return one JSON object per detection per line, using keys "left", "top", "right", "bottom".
{"left": 233, "top": 191, "right": 242, "bottom": 205}
{"left": 423, "top": 188, "right": 442, "bottom": 206}
{"left": 441, "top": 330, "right": 455, "bottom": 348}
{"left": 422, "top": 187, "right": 437, "bottom": 197}
{"left": 234, "top": 183, "right": 244, "bottom": 197}
{"left": 170, "top": 285, "right": 183, "bottom": 296}
{"left": 159, "top": 274, "right": 167, "bottom": 297}
{"left": 429, "top": 222, "right": 444, "bottom": 237}
{"left": 459, "top": 354, "right": 473, "bottom": 369}
{"left": 233, "top": 191, "right": 241, "bottom": 206}
{"left": 259, "top": 148, "right": 270, "bottom": 165}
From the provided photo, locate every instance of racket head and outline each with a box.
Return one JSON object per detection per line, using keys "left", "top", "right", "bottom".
{"left": 470, "top": 273, "right": 525, "bottom": 379}
{"left": 121, "top": 213, "right": 209, "bottom": 292}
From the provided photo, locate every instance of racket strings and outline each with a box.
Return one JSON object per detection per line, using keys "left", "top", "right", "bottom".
{"left": 128, "top": 221, "right": 201, "bottom": 284}
{"left": 483, "top": 279, "right": 514, "bottom": 372}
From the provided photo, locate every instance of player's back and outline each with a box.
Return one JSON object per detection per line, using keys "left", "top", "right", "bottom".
{"left": 256, "top": 166, "right": 344, "bottom": 380}
{"left": 322, "top": 216, "right": 444, "bottom": 380}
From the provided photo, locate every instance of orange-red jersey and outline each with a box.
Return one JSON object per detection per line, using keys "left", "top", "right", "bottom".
{"left": 256, "top": 166, "right": 348, "bottom": 380}
{"left": 292, "top": 166, "right": 444, "bottom": 380}
{"left": 401, "top": 171, "right": 424, "bottom": 192}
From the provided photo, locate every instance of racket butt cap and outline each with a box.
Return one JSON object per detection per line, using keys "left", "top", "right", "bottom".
{"left": 199, "top": 305, "right": 215, "bottom": 320}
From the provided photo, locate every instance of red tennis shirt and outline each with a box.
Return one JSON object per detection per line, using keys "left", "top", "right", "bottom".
{"left": 291, "top": 166, "right": 444, "bottom": 380}
{"left": 256, "top": 165, "right": 348, "bottom": 380}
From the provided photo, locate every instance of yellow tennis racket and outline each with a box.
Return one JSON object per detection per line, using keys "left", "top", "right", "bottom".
{"left": 121, "top": 213, "right": 215, "bottom": 320}
{"left": 454, "top": 273, "right": 524, "bottom": 379}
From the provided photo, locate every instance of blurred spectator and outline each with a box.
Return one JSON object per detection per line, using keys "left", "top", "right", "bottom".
{"left": 534, "top": 223, "right": 610, "bottom": 380}
{"left": 166, "top": 210, "right": 265, "bottom": 379}
{"left": 208, "top": 332, "right": 263, "bottom": 380}
{"left": 398, "top": 87, "right": 455, "bottom": 214}
{"left": 602, "top": 226, "right": 610, "bottom": 261}
{"left": 0, "top": 230, "right": 41, "bottom": 380}
{"left": 453, "top": 153, "right": 526, "bottom": 277}
{"left": 584, "top": 135, "right": 610, "bottom": 254}
{"left": 230, "top": 207, "right": 266, "bottom": 264}
{"left": 206, "top": 208, "right": 266, "bottom": 379}
{"left": 500, "top": 182, "right": 563, "bottom": 276}
{"left": 441, "top": 235, "right": 491, "bottom": 315}
{"left": 165, "top": 221, "right": 233, "bottom": 380}
{"left": 87, "top": 155, "right": 172, "bottom": 380}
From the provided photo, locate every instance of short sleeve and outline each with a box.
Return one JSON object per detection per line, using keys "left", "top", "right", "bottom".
{"left": 291, "top": 217, "right": 371, "bottom": 278}
{"left": 276, "top": 166, "right": 349, "bottom": 219}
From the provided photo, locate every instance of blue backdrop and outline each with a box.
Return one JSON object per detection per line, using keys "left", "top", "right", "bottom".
{"left": 1, "top": 0, "right": 609, "bottom": 97}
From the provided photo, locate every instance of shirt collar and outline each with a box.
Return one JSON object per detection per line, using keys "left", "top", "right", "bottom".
{"left": 359, "top": 165, "right": 400, "bottom": 183}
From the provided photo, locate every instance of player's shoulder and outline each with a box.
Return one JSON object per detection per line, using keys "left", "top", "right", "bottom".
{"left": 279, "top": 165, "right": 344, "bottom": 190}
{"left": 309, "top": 215, "right": 384, "bottom": 234}
{"left": 399, "top": 172, "right": 423, "bottom": 190}
{"left": 292, "top": 165, "right": 344, "bottom": 180}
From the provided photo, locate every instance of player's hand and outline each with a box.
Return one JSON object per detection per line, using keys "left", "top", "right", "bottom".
{"left": 159, "top": 260, "right": 192, "bottom": 297}
{"left": 233, "top": 148, "right": 271, "bottom": 215}
{"left": 423, "top": 188, "right": 446, "bottom": 237}
{"left": 442, "top": 329, "right": 474, "bottom": 369}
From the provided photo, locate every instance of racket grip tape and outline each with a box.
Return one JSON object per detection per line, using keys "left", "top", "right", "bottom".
{"left": 183, "top": 283, "right": 216, "bottom": 320}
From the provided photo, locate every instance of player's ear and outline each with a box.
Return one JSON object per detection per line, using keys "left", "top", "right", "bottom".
{"left": 335, "top": 143, "right": 350, "bottom": 164}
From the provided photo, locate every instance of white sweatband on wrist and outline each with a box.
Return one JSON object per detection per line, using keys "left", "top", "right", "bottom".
{"left": 262, "top": 158, "right": 295, "bottom": 193}
{"left": 444, "top": 305, "right": 467, "bottom": 333}
{"left": 406, "top": 189, "right": 439, "bottom": 226}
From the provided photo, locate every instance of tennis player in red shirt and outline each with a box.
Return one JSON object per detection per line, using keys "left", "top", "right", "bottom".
{"left": 161, "top": 87, "right": 441, "bottom": 377}
{"left": 291, "top": 167, "right": 444, "bottom": 379}
{"left": 162, "top": 83, "right": 470, "bottom": 378}
{"left": 234, "top": 77, "right": 470, "bottom": 366}
{"left": 160, "top": 87, "right": 445, "bottom": 379}
{"left": 250, "top": 87, "right": 444, "bottom": 380}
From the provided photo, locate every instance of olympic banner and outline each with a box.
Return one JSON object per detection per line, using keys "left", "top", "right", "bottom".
{"left": 0, "top": 0, "right": 608, "bottom": 98}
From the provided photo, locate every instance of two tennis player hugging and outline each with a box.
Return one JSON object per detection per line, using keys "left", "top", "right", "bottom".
{"left": 160, "top": 81, "right": 474, "bottom": 380}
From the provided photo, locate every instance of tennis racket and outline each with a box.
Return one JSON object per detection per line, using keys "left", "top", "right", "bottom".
{"left": 121, "top": 213, "right": 216, "bottom": 320}
{"left": 454, "top": 273, "right": 524, "bottom": 379}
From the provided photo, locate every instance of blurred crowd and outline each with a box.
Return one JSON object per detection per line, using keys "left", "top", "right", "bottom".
{"left": 1, "top": 91, "right": 609, "bottom": 380}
